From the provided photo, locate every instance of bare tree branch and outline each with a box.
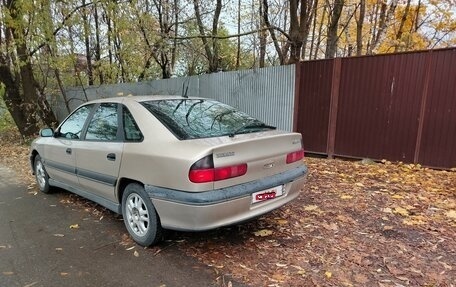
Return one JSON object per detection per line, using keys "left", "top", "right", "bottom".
{"left": 170, "top": 26, "right": 291, "bottom": 41}
{"left": 29, "top": 2, "right": 94, "bottom": 56}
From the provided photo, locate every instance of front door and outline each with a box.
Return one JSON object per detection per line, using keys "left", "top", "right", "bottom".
{"left": 43, "top": 105, "right": 94, "bottom": 188}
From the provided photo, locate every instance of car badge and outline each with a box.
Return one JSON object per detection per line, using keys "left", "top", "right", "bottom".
{"left": 263, "top": 162, "right": 275, "bottom": 169}
{"left": 215, "top": 151, "right": 235, "bottom": 158}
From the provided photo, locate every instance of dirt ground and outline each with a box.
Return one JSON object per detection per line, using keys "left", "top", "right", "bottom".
{"left": 1, "top": 129, "right": 455, "bottom": 287}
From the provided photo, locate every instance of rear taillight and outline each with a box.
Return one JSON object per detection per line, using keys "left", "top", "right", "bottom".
{"left": 286, "top": 149, "right": 304, "bottom": 164}
{"left": 189, "top": 155, "right": 247, "bottom": 183}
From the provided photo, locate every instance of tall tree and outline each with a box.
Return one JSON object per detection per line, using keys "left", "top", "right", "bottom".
{"left": 0, "top": 0, "right": 57, "bottom": 137}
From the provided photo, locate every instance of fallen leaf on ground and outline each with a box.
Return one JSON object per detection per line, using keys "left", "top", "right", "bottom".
{"left": 325, "top": 271, "right": 332, "bottom": 279}
{"left": 134, "top": 250, "right": 139, "bottom": 257}
{"left": 239, "top": 264, "right": 253, "bottom": 271}
{"left": 445, "top": 210, "right": 456, "bottom": 220}
{"left": 393, "top": 207, "right": 409, "bottom": 217}
{"left": 253, "top": 229, "right": 273, "bottom": 237}
{"left": 272, "top": 273, "right": 286, "bottom": 281}
{"left": 354, "top": 273, "right": 369, "bottom": 284}
{"left": 69, "top": 224, "right": 80, "bottom": 229}
{"left": 304, "top": 205, "right": 319, "bottom": 211}
{"left": 276, "top": 219, "right": 288, "bottom": 225}
{"left": 403, "top": 216, "right": 426, "bottom": 225}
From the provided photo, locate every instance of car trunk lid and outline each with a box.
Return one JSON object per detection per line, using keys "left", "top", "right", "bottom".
{"left": 209, "top": 131, "right": 303, "bottom": 189}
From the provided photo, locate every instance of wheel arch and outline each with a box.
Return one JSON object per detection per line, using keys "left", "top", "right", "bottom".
{"left": 116, "top": 177, "right": 144, "bottom": 205}
{"left": 30, "top": 150, "right": 39, "bottom": 173}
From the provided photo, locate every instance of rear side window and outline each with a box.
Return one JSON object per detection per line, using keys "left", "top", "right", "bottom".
{"left": 85, "top": 103, "right": 119, "bottom": 141}
{"left": 123, "top": 107, "right": 143, "bottom": 141}
{"left": 140, "top": 99, "right": 273, "bottom": 140}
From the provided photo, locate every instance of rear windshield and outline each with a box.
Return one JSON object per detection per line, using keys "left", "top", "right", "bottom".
{"left": 140, "top": 99, "right": 274, "bottom": 140}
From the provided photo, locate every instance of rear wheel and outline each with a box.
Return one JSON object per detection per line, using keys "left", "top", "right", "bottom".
{"left": 34, "top": 155, "right": 50, "bottom": 193}
{"left": 122, "top": 183, "right": 163, "bottom": 246}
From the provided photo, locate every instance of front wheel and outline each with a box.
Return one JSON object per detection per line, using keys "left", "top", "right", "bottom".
{"left": 122, "top": 183, "right": 163, "bottom": 246}
{"left": 34, "top": 155, "right": 50, "bottom": 193}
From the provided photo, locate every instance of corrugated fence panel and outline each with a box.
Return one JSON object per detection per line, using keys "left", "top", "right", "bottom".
{"left": 58, "top": 77, "right": 199, "bottom": 121}
{"left": 194, "top": 65, "right": 295, "bottom": 131}
{"left": 296, "top": 59, "right": 334, "bottom": 153}
{"left": 60, "top": 67, "right": 295, "bottom": 130}
{"left": 199, "top": 70, "right": 241, "bottom": 109}
{"left": 334, "top": 52, "right": 427, "bottom": 162}
{"left": 238, "top": 65, "right": 295, "bottom": 131}
{"left": 418, "top": 49, "right": 456, "bottom": 168}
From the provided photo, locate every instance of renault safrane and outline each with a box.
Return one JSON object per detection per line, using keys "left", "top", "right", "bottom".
{"left": 30, "top": 96, "right": 307, "bottom": 246}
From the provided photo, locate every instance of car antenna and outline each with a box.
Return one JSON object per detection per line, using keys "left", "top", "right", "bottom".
{"left": 182, "top": 78, "right": 190, "bottom": 98}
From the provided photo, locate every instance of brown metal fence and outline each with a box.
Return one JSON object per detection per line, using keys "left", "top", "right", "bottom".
{"left": 295, "top": 48, "right": 456, "bottom": 169}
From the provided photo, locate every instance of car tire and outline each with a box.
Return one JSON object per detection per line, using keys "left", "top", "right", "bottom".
{"left": 34, "top": 155, "right": 51, "bottom": 194}
{"left": 122, "top": 183, "right": 163, "bottom": 246}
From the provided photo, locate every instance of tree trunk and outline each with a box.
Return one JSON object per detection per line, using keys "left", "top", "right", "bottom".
{"left": 258, "top": 0, "right": 266, "bottom": 67}
{"left": 94, "top": 3, "right": 104, "bottom": 84}
{"left": 211, "top": 0, "right": 222, "bottom": 72}
{"left": 325, "top": 0, "right": 344, "bottom": 59}
{"left": 170, "top": 0, "right": 179, "bottom": 74}
{"left": 193, "top": 0, "right": 221, "bottom": 73}
{"left": 289, "top": 0, "right": 303, "bottom": 63}
{"left": 394, "top": 0, "right": 411, "bottom": 52}
{"left": 0, "top": 64, "right": 36, "bottom": 137}
{"left": 236, "top": 0, "right": 241, "bottom": 69}
{"left": 368, "top": 0, "right": 398, "bottom": 54}
{"left": 82, "top": 0, "right": 94, "bottom": 85}
{"left": 262, "top": 0, "right": 285, "bottom": 65}
{"left": 356, "top": 0, "right": 365, "bottom": 56}
{"left": 313, "top": 4, "right": 326, "bottom": 59}
{"left": 308, "top": 0, "right": 319, "bottom": 60}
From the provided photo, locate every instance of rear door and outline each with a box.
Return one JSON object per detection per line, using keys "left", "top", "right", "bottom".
{"left": 74, "top": 103, "right": 123, "bottom": 203}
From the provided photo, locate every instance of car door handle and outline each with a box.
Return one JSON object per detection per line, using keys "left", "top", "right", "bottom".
{"left": 66, "top": 148, "right": 72, "bottom": 155}
{"left": 107, "top": 153, "right": 116, "bottom": 161}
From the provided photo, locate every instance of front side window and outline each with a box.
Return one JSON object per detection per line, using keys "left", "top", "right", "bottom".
{"left": 85, "top": 103, "right": 119, "bottom": 141}
{"left": 58, "top": 105, "right": 93, "bottom": 139}
{"left": 140, "top": 99, "right": 275, "bottom": 140}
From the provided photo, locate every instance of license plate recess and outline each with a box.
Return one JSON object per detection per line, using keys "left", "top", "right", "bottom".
{"left": 252, "top": 185, "right": 283, "bottom": 204}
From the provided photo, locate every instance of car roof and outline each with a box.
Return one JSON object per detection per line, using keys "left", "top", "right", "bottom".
{"left": 86, "top": 95, "right": 204, "bottom": 104}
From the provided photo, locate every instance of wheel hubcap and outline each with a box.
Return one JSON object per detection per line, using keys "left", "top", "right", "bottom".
{"left": 36, "top": 161, "right": 46, "bottom": 189}
{"left": 126, "top": 193, "right": 149, "bottom": 237}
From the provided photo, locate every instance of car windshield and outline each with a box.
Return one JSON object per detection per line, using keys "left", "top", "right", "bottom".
{"left": 141, "top": 99, "right": 275, "bottom": 140}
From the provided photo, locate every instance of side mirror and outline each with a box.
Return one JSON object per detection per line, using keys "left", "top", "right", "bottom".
{"left": 40, "top": 128, "right": 54, "bottom": 137}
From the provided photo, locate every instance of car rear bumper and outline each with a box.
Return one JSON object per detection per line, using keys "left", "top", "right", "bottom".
{"left": 145, "top": 165, "right": 307, "bottom": 231}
